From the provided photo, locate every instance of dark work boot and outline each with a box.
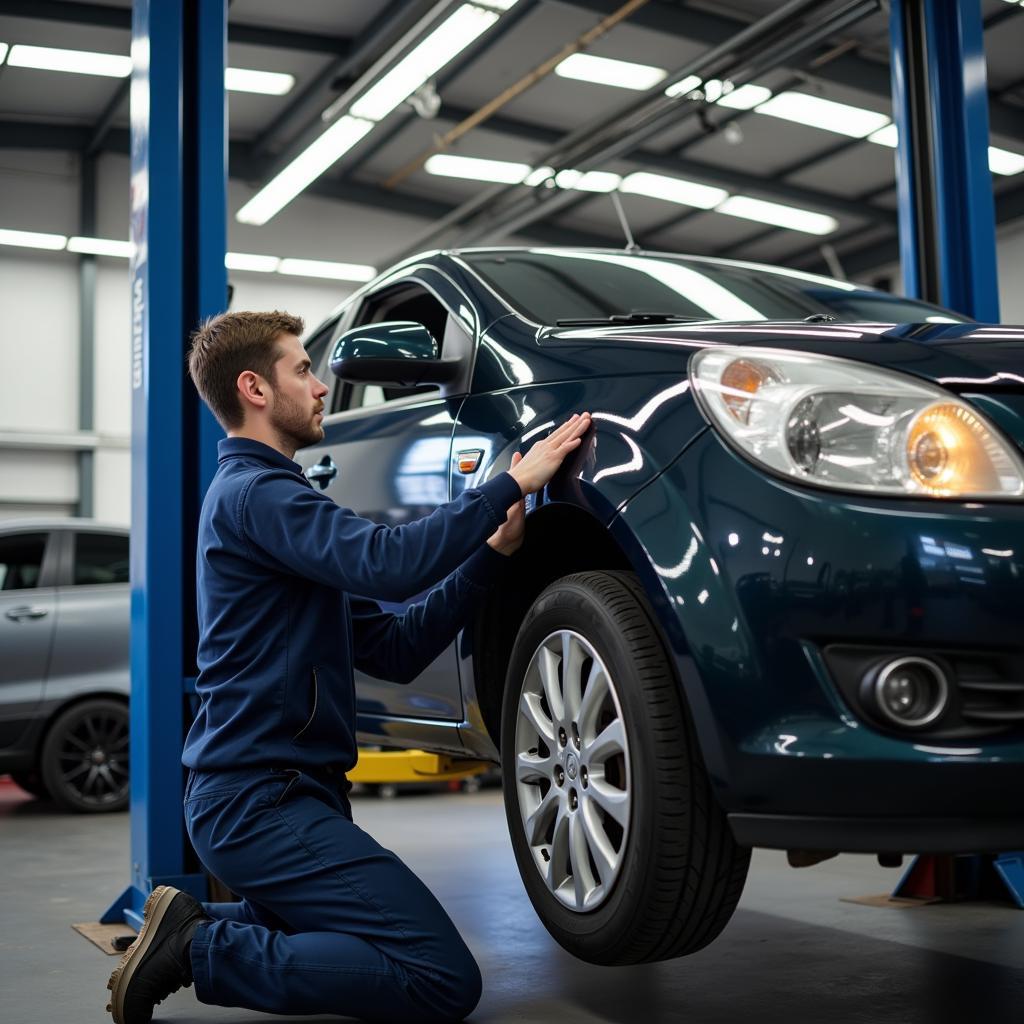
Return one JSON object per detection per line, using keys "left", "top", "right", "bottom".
{"left": 106, "top": 886, "right": 211, "bottom": 1024}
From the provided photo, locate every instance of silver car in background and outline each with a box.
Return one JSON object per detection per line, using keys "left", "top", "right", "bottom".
{"left": 0, "top": 519, "right": 129, "bottom": 811}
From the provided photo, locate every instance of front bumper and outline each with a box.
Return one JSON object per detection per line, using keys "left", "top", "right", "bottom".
{"left": 618, "top": 429, "right": 1024, "bottom": 845}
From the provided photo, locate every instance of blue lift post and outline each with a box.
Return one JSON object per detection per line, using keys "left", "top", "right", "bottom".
{"left": 103, "top": 0, "right": 227, "bottom": 930}
{"left": 888, "top": 0, "right": 1020, "bottom": 908}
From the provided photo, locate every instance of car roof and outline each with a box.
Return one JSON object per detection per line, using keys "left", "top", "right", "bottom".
{"left": 0, "top": 517, "right": 129, "bottom": 534}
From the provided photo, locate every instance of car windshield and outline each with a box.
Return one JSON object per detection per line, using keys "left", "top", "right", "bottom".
{"left": 463, "top": 250, "right": 971, "bottom": 326}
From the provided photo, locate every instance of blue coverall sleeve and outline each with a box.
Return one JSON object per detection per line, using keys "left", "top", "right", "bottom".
{"left": 349, "top": 545, "right": 511, "bottom": 685}
{"left": 238, "top": 468, "right": 521, "bottom": 602}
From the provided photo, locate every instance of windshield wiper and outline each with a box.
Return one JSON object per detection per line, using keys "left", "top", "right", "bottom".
{"left": 555, "top": 312, "right": 705, "bottom": 326}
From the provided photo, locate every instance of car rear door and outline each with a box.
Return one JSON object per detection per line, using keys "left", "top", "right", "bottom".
{"left": 46, "top": 530, "right": 130, "bottom": 704}
{"left": 294, "top": 270, "right": 477, "bottom": 728}
{"left": 0, "top": 529, "right": 59, "bottom": 752}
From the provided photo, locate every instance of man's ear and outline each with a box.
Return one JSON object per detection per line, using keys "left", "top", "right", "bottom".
{"left": 237, "top": 370, "right": 269, "bottom": 411}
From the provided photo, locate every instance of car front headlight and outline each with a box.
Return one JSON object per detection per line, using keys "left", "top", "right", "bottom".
{"left": 689, "top": 346, "right": 1024, "bottom": 498}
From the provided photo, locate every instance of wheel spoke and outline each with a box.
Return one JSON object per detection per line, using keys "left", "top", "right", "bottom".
{"left": 561, "top": 633, "right": 584, "bottom": 723}
{"left": 81, "top": 765, "right": 100, "bottom": 795}
{"left": 547, "top": 802, "right": 571, "bottom": 892}
{"left": 588, "top": 776, "right": 630, "bottom": 827}
{"left": 580, "top": 802, "right": 618, "bottom": 887}
{"left": 62, "top": 763, "right": 89, "bottom": 782}
{"left": 62, "top": 734, "right": 92, "bottom": 755}
{"left": 519, "top": 692, "right": 556, "bottom": 745}
{"left": 516, "top": 750, "right": 552, "bottom": 785}
{"left": 577, "top": 662, "right": 609, "bottom": 742}
{"left": 537, "top": 645, "right": 564, "bottom": 723}
{"left": 523, "top": 786, "right": 559, "bottom": 846}
{"left": 568, "top": 813, "right": 593, "bottom": 910}
{"left": 586, "top": 718, "right": 626, "bottom": 764}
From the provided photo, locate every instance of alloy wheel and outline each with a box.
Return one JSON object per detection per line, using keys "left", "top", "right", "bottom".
{"left": 55, "top": 707, "right": 130, "bottom": 809}
{"left": 514, "top": 629, "right": 631, "bottom": 912}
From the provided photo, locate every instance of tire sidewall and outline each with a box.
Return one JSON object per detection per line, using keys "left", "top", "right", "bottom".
{"left": 501, "top": 573, "right": 679, "bottom": 961}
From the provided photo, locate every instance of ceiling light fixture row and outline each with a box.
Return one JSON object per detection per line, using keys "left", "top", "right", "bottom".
{"left": 0, "top": 230, "right": 375, "bottom": 282}
{"left": 556, "top": 55, "right": 1024, "bottom": 177}
{"left": 424, "top": 156, "right": 839, "bottom": 235}
{"left": 0, "top": 41, "right": 295, "bottom": 94}
{"left": 237, "top": 0, "right": 524, "bottom": 226}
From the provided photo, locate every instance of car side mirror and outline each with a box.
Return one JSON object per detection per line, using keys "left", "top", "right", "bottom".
{"left": 329, "top": 321, "right": 460, "bottom": 386}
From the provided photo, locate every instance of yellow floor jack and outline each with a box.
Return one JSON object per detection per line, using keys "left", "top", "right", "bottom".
{"left": 349, "top": 749, "right": 493, "bottom": 799}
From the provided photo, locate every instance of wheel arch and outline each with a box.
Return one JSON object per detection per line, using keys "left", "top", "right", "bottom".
{"left": 467, "top": 499, "right": 691, "bottom": 754}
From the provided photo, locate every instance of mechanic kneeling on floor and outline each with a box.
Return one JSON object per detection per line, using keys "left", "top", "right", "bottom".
{"left": 105, "top": 310, "right": 591, "bottom": 1024}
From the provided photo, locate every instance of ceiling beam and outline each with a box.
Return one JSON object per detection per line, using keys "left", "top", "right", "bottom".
{"left": 0, "top": 0, "right": 353, "bottom": 55}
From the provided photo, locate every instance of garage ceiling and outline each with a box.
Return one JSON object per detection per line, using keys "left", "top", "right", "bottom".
{"left": 1, "top": 0, "right": 1022, "bottom": 281}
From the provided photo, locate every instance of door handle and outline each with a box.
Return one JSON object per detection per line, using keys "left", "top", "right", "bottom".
{"left": 5, "top": 606, "right": 48, "bottom": 622}
{"left": 304, "top": 456, "right": 338, "bottom": 490}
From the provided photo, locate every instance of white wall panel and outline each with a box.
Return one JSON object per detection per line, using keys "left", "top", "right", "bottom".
{"left": 0, "top": 449, "right": 77, "bottom": 505}
{"left": 93, "top": 447, "right": 131, "bottom": 525}
{"left": 0, "top": 253, "right": 79, "bottom": 433}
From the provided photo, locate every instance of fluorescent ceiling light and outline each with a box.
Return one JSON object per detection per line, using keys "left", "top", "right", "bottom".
{"left": 476, "top": 0, "right": 521, "bottom": 9}
{"left": 867, "top": 123, "right": 1024, "bottom": 175}
{"left": 7, "top": 44, "right": 131, "bottom": 77}
{"left": 621, "top": 171, "right": 727, "bottom": 209}
{"left": 555, "top": 53, "right": 666, "bottom": 91}
{"left": 67, "top": 236, "right": 133, "bottom": 257}
{"left": 236, "top": 115, "right": 374, "bottom": 225}
{"left": 225, "top": 252, "right": 280, "bottom": 273}
{"left": 0, "top": 228, "right": 67, "bottom": 250}
{"left": 225, "top": 68, "right": 294, "bottom": 96}
{"left": 755, "top": 91, "right": 890, "bottom": 138}
{"left": 867, "top": 123, "right": 898, "bottom": 147}
{"left": 524, "top": 165, "right": 555, "bottom": 186}
{"left": 717, "top": 195, "right": 838, "bottom": 235}
{"left": 278, "top": 258, "right": 376, "bottom": 282}
{"left": 665, "top": 74, "right": 702, "bottom": 98}
{"left": 718, "top": 83, "right": 772, "bottom": 110}
{"left": 554, "top": 169, "right": 621, "bottom": 192}
{"left": 988, "top": 146, "right": 1024, "bottom": 175}
{"left": 350, "top": 4, "right": 500, "bottom": 121}
{"left": 0, "top": 43, "right": 8, "bottom": 64}
{"left": 426, "top": 154, "right": 531, "bottom": 184}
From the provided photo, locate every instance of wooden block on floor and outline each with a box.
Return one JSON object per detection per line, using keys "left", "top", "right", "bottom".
{"left": 840, "top": 893, "right": 941, "bottom": 909}
{"left": 72, "top": 921, "right": 137, "bottom": 956}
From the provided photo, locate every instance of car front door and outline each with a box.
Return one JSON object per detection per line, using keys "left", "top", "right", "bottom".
{"left": 0, "top": 530, "right": 59, "bottom": 752}
{"left": 295, "top": 271, "right": 478, "bottom": 738}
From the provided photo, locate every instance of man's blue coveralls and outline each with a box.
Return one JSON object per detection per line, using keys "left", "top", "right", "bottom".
{"left": 181, "top": 437, "right": 523, "bottom": 1022}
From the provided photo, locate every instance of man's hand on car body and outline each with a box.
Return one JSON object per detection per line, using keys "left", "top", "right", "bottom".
{"left": 487, "top": 414, "right": 592, "bottom": 557}
{"left": 507, "top": 413, "right": 592, "bottom": 496}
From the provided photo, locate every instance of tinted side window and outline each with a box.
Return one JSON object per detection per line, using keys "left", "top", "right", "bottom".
{"left": 0, "top": 533, "right": 47, "bottom": 591}
{"left": 74, "top": 533, "right": 129, "bottom": 586}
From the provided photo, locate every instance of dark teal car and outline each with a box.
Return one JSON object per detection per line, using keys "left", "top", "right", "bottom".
{"left": 296, "top": 248, "right": 1024, "bottom": 966}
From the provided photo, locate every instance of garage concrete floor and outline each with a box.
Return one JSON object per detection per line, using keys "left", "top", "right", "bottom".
{"left": 2, "top": 778, "right": 1022, "bottom": 1024}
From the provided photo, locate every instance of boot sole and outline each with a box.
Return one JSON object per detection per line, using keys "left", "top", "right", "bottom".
{"left": 106, "top": 885, "right": 178, "bottom": 1024}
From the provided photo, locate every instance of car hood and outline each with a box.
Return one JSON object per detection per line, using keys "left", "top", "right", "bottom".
{"left": 543, "top": 320, "right": 1024, "bottom": 392}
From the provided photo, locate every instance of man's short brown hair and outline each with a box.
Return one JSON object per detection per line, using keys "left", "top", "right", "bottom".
{"left": 188, "top": 310, "right": 304, "bottom": 428}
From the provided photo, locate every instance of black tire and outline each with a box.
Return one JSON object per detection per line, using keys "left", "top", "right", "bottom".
{"left": 10, "top": 770, "right": 49, "bottom": 800}
{"left": 500, "top": 570, "right": 750, "bottom": 965}
{"left": 40, "top": 698, "right": 130, "bottom": 813}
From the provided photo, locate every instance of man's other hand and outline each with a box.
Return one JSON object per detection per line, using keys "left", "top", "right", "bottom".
{"left": 507, "top": 412, "right": 591, "bottom": 496}
{"left": 487, "top": 453, "right": 527, "bottom": 557}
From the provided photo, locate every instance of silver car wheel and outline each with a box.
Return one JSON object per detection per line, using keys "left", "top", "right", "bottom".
{"left": 514, "top": 629, "right": 631, "bottom": 912}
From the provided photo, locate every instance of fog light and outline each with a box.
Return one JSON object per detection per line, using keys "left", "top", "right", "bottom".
{"left": 870, "top": 657, "right": 949, "bottom": 729}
